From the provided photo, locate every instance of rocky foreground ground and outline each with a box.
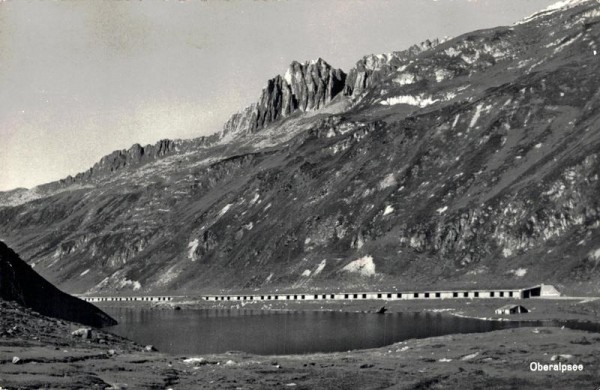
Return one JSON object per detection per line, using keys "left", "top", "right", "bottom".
{"left": 1, "top": 298, "right": 600, "bottom": 389}
{"left": 3, "top": 0, "right": 600, "bottom": 297}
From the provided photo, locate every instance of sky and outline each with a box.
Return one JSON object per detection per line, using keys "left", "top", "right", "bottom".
{"left": 0, "top": 0, "right": 558, "bottom": 191}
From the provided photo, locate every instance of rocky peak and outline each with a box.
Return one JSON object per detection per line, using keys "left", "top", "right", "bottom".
{"left": 220, "top": 43, "right": 453, "bottom": 139}
{"left": 221, "top": 58, "right": 346, "bottom": 138}
{"left": 284, "top": 58, "right": 346, "bottom": 111}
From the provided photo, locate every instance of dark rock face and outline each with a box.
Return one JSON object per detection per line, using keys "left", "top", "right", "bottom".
{"left": 1, "top": 1, "right": 600, "bottom": 296}
{"left": 286, "top": 59, "right": 346, "bottom": 112}
{"left": 221, "top": 58, "right": 346, "bottom": 138}
{"left": 0, "top": 241, "right": 116, "bottom": 327}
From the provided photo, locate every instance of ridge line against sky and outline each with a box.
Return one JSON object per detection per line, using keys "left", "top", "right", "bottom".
{"left": 0, "top": 0, "right": 558, "bottom": 191}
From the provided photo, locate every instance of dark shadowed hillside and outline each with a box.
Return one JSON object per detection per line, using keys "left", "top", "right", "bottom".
{"left": 0, "top": 241, "right": 116, "bottom": 327}
{"left": 1, "top": 0, "right": 600, "bottom": 296}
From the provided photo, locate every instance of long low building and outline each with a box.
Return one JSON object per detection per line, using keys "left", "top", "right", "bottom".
{"left": 76, "top": 285, "right": 558, "bottom": 303}
{"left": 79, "top": 296, "right": 177, "bottom": 303}
{"left": 201, "top": 285, "right": 555, "bottom": 302}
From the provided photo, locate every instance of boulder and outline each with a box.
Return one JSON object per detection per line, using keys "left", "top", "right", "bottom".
{"left": 183, "top": 357, "right": 207, "bottom": 365}
{"left": 71, "top": 328, "right": 92, "bottom": 339}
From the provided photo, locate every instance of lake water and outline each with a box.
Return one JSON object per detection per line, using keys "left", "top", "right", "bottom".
{"left": 104, "top": 308, "right": 599, "bottom": 355}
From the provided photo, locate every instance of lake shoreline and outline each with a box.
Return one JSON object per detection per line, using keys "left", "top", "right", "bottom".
{"left": 2, "top": 298, "right": 599, "bottom": 389}
{"left": 96, "top": 296, "right": 600, "bottom": 324}
{"left": 104, "top": 305, "right": 576, "bottom": 356}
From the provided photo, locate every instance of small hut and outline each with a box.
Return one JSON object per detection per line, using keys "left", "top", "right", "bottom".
{"left": 495, "top": 304, "right": 529, "bottom": 315}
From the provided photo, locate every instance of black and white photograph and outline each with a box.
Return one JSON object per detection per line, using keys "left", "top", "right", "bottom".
{"left": 1, "top": 0, "right": 600, "bottom": 388}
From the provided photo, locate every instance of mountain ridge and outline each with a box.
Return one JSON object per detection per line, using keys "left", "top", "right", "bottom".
{"left": 1, "top": 0, "right": 599, "bottom": 296}
{"left": 0, "top": 37, "right": 448, "bottom": 203}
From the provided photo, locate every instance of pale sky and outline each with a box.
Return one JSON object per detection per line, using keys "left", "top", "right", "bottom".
{"left": 0, "top": 0, "right": 557, "bottom": 191}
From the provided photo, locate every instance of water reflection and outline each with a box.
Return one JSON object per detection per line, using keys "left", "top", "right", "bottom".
{"left": 104, "top": 308, "right": 600, "bottom": 355}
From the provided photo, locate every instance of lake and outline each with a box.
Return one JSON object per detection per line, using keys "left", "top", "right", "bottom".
{"left": 104, "top": 308, "right": 599, "bottom": 355}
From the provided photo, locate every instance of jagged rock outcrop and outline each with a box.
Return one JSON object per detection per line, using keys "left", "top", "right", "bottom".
{"left": 285, "top": 59, "right": 346, "bottom": 111}
{"left": 221, "top": 58, "right": 346, "bottom": 138}
{"left": 0, "top": 241, "right": 116, "bottom": 327}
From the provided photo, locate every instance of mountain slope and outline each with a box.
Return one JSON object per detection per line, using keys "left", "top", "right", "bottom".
{"left": 1, "top": 0, "right": 600, "bottom": 296}
{"left": 0, "top": 241, "right": 116, "bottom": 327}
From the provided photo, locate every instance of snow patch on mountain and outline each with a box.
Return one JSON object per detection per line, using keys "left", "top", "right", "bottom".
{"left": 583, "top": 7, "right": 600, "bottom": 18}
{"left": 435, "top": 68, "right": 454, "bottom": 82}
{"left": 157, "top": 265, "right": 181, "bottom": 286}
{"left": 502, "top": 248, "right": 514, "bottom": 258}
{"left": 588, "top": 248, "right": 600, "bottom": 261}
{"left": 218, "top": 204, "right": 232, "bottom": 217}
{"left": 393, "top": 73, "right": 418, "bottom": 86}
{"left": 188, "top": 239, "right": 199, "bottom": 261}
{"left": 451, "top": 114, "right": 461, "bottom": 129}
{"left": 517, "top": 0, "right": 591, "bottom": 24}
{"left": 379, "top": 174, "right": 397, "bottom": 189}
{"left": 469, "top": 104, "right": 485, "bottom": 129}
{"left": 314, "top": 259, "right": 327, "bottom": 275}
{"left": 510, "top": 268, "right": 528, "bottom": 277}
{"left": 119, "top": 279, "right": 141, "bottom": 291}
{"left": 383, "top": 205, "right": 394, "bottom": 216}
{"left": 544, "top": 0, "right": 590, "bottom": 12}
{"left": 342, "top": 255, "right": 376, "bottom": 276}
{"left": 380, "top": 94, "right": 439, "bottom": 108}
{"left": 547, "top": 32, "right": 584, "bottom": 54}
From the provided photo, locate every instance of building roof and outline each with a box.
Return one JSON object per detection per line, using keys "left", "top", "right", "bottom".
{"left": 496, "top": 304, "right": 523, "bottom": 310}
